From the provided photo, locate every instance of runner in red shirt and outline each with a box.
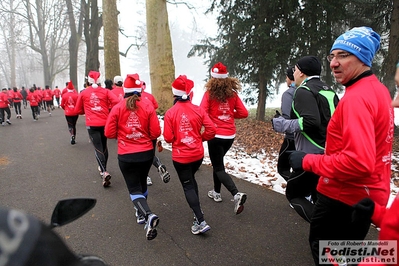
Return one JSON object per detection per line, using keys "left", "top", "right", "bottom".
{"left": 12, "top": 87, "right": 23, "bottom": 119}
{"left": 53, "top": 86, "right": 61, "bottom": 108}
{"left": 27, "top": 88, "right": 40, "bottom": 121}
{"left": 61, "top": 81, "right": 79, "bottom": 145}
{"left": 75, "top": 71, "right": 119, "bottom": 187}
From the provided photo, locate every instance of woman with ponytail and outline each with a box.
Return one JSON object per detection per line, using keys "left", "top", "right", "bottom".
{"left": 105, "top": 73, "right": 161, "bottom": 241}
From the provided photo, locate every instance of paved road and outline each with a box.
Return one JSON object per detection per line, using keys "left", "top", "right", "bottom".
{"left": 0, "top": 108, "right": 378, "bottom": 266}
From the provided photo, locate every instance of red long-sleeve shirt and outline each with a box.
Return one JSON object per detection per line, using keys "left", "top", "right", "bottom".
{"left": 74, "top": 86, "right": 119, "bottom": 127}
{"left": 303, "top": 75, "right": 393, "bottom": 207}
{"left": 61, "top": 90, "right": 79, "bottom": 116}
{"left": 105, "top": 99, "right": 161, "bottom": 155}
{"left": 200, "top": 91, "right": 248, "bottom": 138}
{"left": 164, "top": 100, "right": 216, "bottom": 163}
{"left": 0, "top": 93, "right": 8, "bottom": 108}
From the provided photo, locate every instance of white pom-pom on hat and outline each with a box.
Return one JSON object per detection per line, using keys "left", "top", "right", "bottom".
{"left": 124, "top": 73, "right": 143, "bottom": 94}
{"left": 211, "top": 62, "right": 228, "bottom": 78}
{"left": 87, "top": 71, "right": 102, "bottom": 88}
{"left": 172, "top": 75, "right": 194, "bottom": 99}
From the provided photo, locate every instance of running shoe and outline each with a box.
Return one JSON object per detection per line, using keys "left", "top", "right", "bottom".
{"left": 158, "top": 165, "right": 170, "bottom": 183}
{"left": 233, "top": 192, "right": 247, "bottom": 215}
{"left": 147, "top": 176, "right": 153, "bottom": 186}
{"left": 208, "top": 190, "right": 222, "bottom": 202}
{"left": 6, "top": 120, "right": 11, "bottom": 125}
{"left": 145, "top": 214, "right": 159, "bottom": 240}
{"left": 102, "top": 172, "right": 111, "bottom": 187}
{"left": 71, "top": 136, "right": 76, "bottom": 145}
{"left": 191, "top": 220, "right": 211, "bottom": 235}
{"left": 135, "top": 209, "right": 145, "bottom": 224}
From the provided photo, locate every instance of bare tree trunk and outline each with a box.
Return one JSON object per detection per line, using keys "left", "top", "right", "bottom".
{"left": 256, "top": 74, "right": 267, "bottom": 121}
{"left": 383, "top": 0, "right": 399, "bottom": 98}
{"left": 84, "top": 0, "right": 102, "bottom": 74}
{"left": 102, "top": 0, "right": 120, "bottom": 79}
{"left": 146, "top": 0, "right": 175, "bottom": 114}
{"left": 66, "top": 0, "right": 84, "bottom": 90}
{"left": 9, "top": 0, "right": 16, "bottom": 87}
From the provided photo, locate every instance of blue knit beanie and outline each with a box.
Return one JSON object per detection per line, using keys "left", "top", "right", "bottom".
{"left": 330, "top": 26, "right": 380, "bottom": 67}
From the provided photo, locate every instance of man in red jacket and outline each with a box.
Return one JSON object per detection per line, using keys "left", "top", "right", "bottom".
{"left": 0, "top": 88, "right": 12, "bottom": 125}
{"left": 75, "top": 71, "right": 119, "bottom": 188}
{"left": 288, "top": 27, "right": 394, "bottom": 265}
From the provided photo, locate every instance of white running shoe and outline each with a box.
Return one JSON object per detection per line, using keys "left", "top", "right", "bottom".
{"left": 233, "top": 192, "right": 247, "bottom": 215}
{"left": 208, "top": 190, "right": 222, "bottom": 202}
{"left": 147, "top": 176, "right": 153, "bottom": 186}
{"left": 135, "top": 208, "right": 145, "bottom": 224}
{"left": 158, "top": 165, "right": 170, "bottom": 183}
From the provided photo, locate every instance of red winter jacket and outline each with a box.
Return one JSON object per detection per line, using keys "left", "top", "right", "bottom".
{"left": 104, "top": 99, "right": 161, "bottom": 155}
{"left": 200, "top": 91, "right": 248, "bottom": 138}
{"left": 61, "top": 90, "right": 79, "bottom": 116}
{"left": 164, "top": 100, "right": 216, "bottom": 163}
{"left": 27, "top": 93, "right": 39, "bottom": 107}
{"left": 0, "top": 93, "right": 8, "bottom": 108}
{"left": 43, "top": 89, "right": 53, "bottom": 101}
{"left": 13, "top": 91, "right": 23, "bottom": 103}
{"left": 303, "top": 75, "right": 393, "bottom": 207}
{"left": 74, "top": 86, "right": 119, "bottom": 127}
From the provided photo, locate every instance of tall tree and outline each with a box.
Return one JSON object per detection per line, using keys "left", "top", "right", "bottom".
{"left": 66, "top": 0, "right": 84, "bottom": 89}
{"left": 84, "top": 0, "right": 102, "bottom": 74}
{"left": 102, "top": 0, "right": 120, "bottom": 80}
{"left": 146, "top": 0, "right": 175, "bottom": 114}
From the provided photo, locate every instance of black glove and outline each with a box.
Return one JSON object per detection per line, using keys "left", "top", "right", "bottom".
{"left": 271, "top": 110, "right": 281, "bottom": 130}
{"left": 352, "top": 198, "right": 375, "bottom": 224}
{"left": 288, "top": 151, "right": 306, "bottom": 171}
{"left": 274, "top": 110, "right": 281, "bottom": 118}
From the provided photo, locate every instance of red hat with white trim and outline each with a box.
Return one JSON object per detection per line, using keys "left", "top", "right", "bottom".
{"left": 67, "top": 81, "right": 75, "bottom": 90}
{"left": 123, "top": 74, "right": 142, "bottom": 94}
{"left": 211, "top": 62, "right": 228, "bottom": 78}
{"left": 172, "top": 75, "right": 194, "bottom": 100}
{"left": 87, "top": 71, "right": 102, "bottom": 88}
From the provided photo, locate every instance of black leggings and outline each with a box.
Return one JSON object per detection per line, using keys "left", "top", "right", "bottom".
{"left": 119, "top": 159, "right": 153, "bottom": 218}
{"left": 309, "top": 193, "right": 371, "bottom": 265}
{"left": 13, "top": 102, "right": 22, "bottom": 115}
{"left": 30, "top": 106, "right": 39, "bottom": 119}
{"left": 151, "top": 139, "right": 162, "bottom": 168}
{"left": 277, "top": 138, "right": 295, "bottom": 181}
{"left": 286, "top": 170, "right": 319, "bottom": 223}
{"left": 0, "top": 107, "right": 11, "bottom": 122}
{"left": 87, "top": 126, "right": 109, "bottom": 173}
{"left": 65, "top": 115, "right": 79, "bottom": 136}
{"left": 173, "top": 159, "right": 204, "bottom": 223}
{"left": 207, "top": 137, "right": 238, "bottom": 196}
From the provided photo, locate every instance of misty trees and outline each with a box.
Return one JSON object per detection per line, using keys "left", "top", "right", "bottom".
{"left": 146, "top": 0, "right": 175, "bottom": 114}
{"left": 23, "top": 0, "right": 70, "bottom": 87}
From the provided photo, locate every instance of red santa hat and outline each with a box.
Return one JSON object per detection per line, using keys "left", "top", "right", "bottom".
{"left": 211, "top": 62, "right": 228, "bottom": 78}
{"left": 172, "top": 75, "right": 194, "bottom": 100}
{"left": 67, "top": 81, "right": 75, "bottom": 91}
{"left": 123, "top": 74, "right": 142, "bottom": 94}
{"left": 87, "top": 71, "right": 102, "bottom": 88}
